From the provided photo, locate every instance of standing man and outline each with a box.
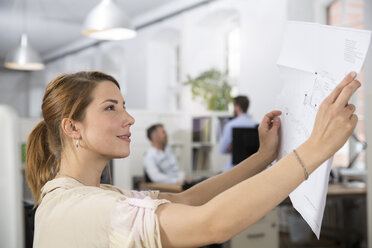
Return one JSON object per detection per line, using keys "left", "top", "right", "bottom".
{"left": 143, "top": 124, "right": 181, "bottom": 183}
{"left": 219, "top": 95, "right": 257, "bottom": 171}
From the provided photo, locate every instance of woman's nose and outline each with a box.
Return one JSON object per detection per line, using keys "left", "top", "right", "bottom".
{"left": 123, "top": 110, "right": 135, "bottom": 126}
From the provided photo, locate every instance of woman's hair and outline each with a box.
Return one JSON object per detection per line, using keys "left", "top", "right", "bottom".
{"left": 26, "top": 71, "right": 120, "bottom": 204}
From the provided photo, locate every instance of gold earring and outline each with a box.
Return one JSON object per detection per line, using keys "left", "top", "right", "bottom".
{"left": 75, "top": 139, "right": 79, "bottom": 148}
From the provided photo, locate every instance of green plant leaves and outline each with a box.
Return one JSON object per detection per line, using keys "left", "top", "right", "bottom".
{"left": 184, "top": 68, "right": 232, "bottom": 110}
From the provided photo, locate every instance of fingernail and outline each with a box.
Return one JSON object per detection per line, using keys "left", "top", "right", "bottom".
{"left": 351, "top": 72, "right": 356, "bottom": 78}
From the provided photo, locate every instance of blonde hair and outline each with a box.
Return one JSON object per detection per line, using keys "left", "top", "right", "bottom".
{"left": 26, "top": 71, "right": 120, "bottom": 204}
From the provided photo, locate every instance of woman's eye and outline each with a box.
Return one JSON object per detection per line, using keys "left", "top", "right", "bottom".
{"left": 105, "top": 105, "right": 115, "bottom": 111}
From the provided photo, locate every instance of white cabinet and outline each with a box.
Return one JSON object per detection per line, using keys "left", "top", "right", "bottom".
{"left": 230, "top": 209, "right": 279, "bottom": 248}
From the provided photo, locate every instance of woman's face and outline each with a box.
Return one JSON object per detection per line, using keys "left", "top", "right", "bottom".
{"left": 78, "top": 81, "right": 135, "bottom": 159}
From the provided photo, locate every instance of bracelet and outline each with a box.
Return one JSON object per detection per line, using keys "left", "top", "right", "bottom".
{"left": 293, "top": 149, "right": 309, "bottom": 180}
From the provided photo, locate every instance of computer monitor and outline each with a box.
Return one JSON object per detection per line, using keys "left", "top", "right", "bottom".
{"left": 232, "top": 127, "right": 260, "bottom": 165}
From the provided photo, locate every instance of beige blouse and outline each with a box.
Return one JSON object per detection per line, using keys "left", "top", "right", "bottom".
{"left": 33, "top": 177, "right": 170, "bottom": 248}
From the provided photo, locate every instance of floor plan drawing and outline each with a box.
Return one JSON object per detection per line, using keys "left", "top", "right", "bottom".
{"left": 275, "top": 21, "right": 371, "bottom": 238}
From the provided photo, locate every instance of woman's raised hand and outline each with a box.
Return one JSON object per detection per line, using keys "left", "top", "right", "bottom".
{"left": 307, "top": 72, "right": 360, "bottom": 160}
{"left": 257, "top": 110, "right": 282, "bottom": 163}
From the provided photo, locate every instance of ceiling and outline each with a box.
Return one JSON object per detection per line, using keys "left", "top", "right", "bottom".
{"left": 0, "top": 0, "right": 177, "bottom": 66}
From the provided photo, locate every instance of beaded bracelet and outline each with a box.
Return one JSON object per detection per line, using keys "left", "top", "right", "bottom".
{"left": 293, "top": 149, "right": 309, "bottom": 180}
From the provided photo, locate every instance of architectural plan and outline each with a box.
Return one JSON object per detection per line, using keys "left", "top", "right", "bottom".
{"left": 276, "top": 21, "right": 371, "bottom": 238}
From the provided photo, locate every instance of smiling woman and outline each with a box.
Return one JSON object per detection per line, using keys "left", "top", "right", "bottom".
{"left": 26, "top": 71, "right": 125, "bottom": 203}
{"left": 26, "top": 70, "right": 360, "bottom": 247}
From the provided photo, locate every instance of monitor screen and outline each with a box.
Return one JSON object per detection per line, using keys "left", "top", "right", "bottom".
{"left": 232, "top": 127, "right": 259, "bottom": 165}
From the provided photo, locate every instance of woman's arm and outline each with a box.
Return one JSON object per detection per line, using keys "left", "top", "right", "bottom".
{"left": 159, "top": 110, "right": 281, "bottom": 206}
{"left": 156, "top": 72, "right": 360, "bottom": 247}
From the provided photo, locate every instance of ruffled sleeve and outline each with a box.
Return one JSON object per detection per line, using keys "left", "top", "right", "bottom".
{"left": 109, "top": 194, "right": 170, "bottom": 248}
{"left": 121, "top": 190, "right": 161, "bottom": 200}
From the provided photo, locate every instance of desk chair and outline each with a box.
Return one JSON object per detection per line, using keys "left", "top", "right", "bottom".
{"left": 144, "top": 169, "right": 152, "bottom": 183}
{"left": 232, "top": 126, "right": 259, "bottom": 166}
{"left": 24, "top": 200, "right": 36, "bottom": 248}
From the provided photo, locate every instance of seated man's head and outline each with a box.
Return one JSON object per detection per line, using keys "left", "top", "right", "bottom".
{"left": 233, "top": 96, "right": 249, "bottom": 117}
{"left": 147, "top": 124, "right": 168, "bottom": 149}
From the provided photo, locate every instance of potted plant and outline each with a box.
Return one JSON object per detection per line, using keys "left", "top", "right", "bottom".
{"left": 184, "top": 68, "right": 233, "bottom": 111}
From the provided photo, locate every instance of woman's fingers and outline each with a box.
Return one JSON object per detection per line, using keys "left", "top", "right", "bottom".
{"left": 343, "top": 104, "right": 356, "bottom": 118}
{"left": 323, "top": 72, "right": 357, "bottom": 105}
{"left": 257, "top": 111, "right": 281, "bottom": 162}
{"left": 309, "top": 72, "right": 361, "bottom": 158}
{"left": 334, "top": 80, "right": 361, "bottom": 108}
{"left": 350, "top": 114, "right": 358, "bottom": 124}
{"left": 260, "top": 110, "right": 282, "bottom": 130}
{"left": 265, "top": 110, "right": 282, "bottom": 118}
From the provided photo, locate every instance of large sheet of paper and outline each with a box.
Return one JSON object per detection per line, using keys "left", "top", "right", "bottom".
{"left": 276, "top": 21, "right": 371, "bottom": 238}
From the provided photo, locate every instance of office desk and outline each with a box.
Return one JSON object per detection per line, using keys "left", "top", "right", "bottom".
{"left": 280, "top": 183, "right": 366, "bottom": 205}
{"left": 327, "top": 183, "right": 366, "bottom": 197}
{"left": 280, "top": 183, "right": 367, "bottom": 248}
{"left": 326, "top": 183, "right": 367, "bottom": 247}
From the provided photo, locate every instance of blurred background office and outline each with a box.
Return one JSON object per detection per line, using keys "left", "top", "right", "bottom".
{"left": 0, "top": 0, "right": 372, "bottom": 247}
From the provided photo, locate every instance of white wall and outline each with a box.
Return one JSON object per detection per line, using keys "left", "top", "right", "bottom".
{"left": 288, "top": 0, "right": 315, "bottom": 22}
{"left": 237, "top": 0, "right": 287, "bottom": 121}
{"left": 0, "top": 70, "right": 30, "bottom": 117}
{"left": 28, "top": 70, "right": 46, "bottom": 117}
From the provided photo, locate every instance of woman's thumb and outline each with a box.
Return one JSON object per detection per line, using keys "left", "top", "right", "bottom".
{"left": 270, "top": 117, "right": 281, "bottom": 132}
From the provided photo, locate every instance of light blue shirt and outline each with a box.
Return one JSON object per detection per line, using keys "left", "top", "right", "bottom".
{"left": 219, "top": 114, "right": 257, "bottom": 172}
{"left": 143, "top": 145, "right": 179, "bottom": 183}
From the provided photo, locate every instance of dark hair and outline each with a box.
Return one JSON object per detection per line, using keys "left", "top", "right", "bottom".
{"left": 233, "top": 95, "right": 249, "bottom": 113}
{"left": 146, "top": 124, "right": 163, "bottom": 141}
{"left": 26, "top": 71, "right": 120, "bottom": 204}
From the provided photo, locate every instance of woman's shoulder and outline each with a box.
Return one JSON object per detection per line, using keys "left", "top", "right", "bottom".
{"left": 35, "top": 178, "right": 170, "bottom": 247}
{"left": 39, "top": 178, "right": 164, "bottom": 208}
{"left": 38, "top": 178, "right": 122, "bottom": 213}
{"left": 100, "top": 184, "right": 162, "bottom": 200}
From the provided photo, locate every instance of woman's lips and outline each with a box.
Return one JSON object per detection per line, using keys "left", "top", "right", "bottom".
{"left": 117, "top": 134, "right": 131, "bottom": 142}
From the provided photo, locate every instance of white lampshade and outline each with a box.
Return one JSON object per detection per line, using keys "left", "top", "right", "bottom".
{"left": 82, "top": 0, "right": 136, "bottom": 40}
{"left": 4, "top": 33, "right": 45, "bottom": 71}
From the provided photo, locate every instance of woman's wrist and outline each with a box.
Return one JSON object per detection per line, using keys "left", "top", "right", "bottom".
{"left": 295, "top": 139, "right": 331, "bottom": 176}
{"left": 255, "top": 149, "right": 276, "bottom": 168}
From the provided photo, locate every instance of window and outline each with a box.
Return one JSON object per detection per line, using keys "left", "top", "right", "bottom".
{"left": 327, "top": 0, "right": 366, "bottom": 169}
{"left": 226, "top": 24, "right": 241, "bottom": 79}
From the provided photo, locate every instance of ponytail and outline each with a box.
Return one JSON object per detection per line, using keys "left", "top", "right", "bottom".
{"left": 26, "top": 120, "right": 58, "bottom": 204}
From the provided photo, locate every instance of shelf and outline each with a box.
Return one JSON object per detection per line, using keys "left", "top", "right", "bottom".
{"left": 191, "top": 113, "right": 231, "bottom": 173}
{"left": 192, "top": 142, "right": 213, "bottom": 148}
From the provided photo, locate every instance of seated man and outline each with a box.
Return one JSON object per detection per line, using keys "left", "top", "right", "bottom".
{"left": 143, "top": 124, "right": 181, "bottom": 184}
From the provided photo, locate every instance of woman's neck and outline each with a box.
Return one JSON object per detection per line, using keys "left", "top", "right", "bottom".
{"left": 58, "top": 149, "right": 108, "bottom": 187}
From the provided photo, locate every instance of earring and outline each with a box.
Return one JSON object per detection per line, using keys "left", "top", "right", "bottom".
{"left": 75, "top": 139, "right": 79, "bottom": 149}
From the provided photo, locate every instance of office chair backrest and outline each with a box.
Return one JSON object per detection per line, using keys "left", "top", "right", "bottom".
{"left": 144, "top": 169, "right": 152, "bottom": 183}
{"left": 232, "top": 126, "right": 259, "bottom": 166}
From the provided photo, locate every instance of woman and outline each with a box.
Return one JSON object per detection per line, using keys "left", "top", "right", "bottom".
{"left": 26, "top": 71, "right": 360, "bottom": 247}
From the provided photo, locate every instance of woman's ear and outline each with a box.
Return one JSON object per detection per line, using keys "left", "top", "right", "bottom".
{"left": 61, "top": 118, "right": 80, "bottom": 139}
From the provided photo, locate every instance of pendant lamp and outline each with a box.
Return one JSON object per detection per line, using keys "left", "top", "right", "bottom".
{"left": 4, "top": 0, "right": 44, "bottom": 71}
{"left": 82, "top": 0, "right": 136, "bottom": 40}
{"left": 4, "top": 33, "right": 45, "bottom": 71}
